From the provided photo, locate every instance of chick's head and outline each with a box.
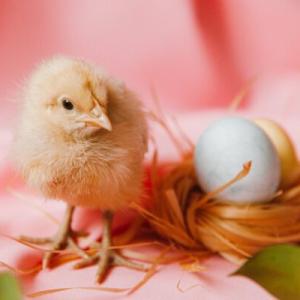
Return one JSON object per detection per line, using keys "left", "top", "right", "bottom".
{"left": 24, "top": 56, "right": 113, "bottom": 136}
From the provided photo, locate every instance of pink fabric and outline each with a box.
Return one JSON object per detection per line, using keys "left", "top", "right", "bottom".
{"left": 1, "top": 0, "right": 300, "bottom": 299}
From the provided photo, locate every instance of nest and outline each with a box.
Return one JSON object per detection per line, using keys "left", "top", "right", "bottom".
{"left": 135, "top": 111, "right": 300, "bottom": 265}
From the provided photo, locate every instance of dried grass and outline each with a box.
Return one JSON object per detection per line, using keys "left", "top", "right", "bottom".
{"left": 138, "top": 111, "right": 300, "bottom": 265}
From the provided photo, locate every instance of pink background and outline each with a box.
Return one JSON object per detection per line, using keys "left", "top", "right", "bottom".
{"left": 1, "top": 0, "right": 300, "bottom": 299}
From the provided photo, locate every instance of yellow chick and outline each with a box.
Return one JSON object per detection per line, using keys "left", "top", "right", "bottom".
{"left": 13, "top": 56, "right": 148, "bottom": 283}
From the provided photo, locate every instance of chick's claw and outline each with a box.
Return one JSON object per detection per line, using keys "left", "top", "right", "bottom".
{"left": 19, "top": 205, "right": 88, "bottom": 269}
{"left": 74, "top": 210, "right": 148, "bottom": 283}
{"left": 42, "top": 233, "right": 70, "bottom": 269}
{"left": 74, "top": 247, "right": 148, "bottom": 284}
{"left": 19, "top": 236, "right": 53, "bottom": 245}
{"left": 19, "top": 233, "right": 68, "bottom": 269}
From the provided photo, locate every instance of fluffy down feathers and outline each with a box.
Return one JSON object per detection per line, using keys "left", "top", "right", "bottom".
{"left": 13, "top": 57, "right": 148, "bottom": 211}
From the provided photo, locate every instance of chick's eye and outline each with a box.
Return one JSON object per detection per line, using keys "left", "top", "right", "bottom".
{"left": 62, "top": 98, "right": 74, "bottom": 110}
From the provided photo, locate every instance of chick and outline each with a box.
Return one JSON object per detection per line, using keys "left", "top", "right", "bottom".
{"left": 13, "top": 56, "right": 148, "bottom": 282}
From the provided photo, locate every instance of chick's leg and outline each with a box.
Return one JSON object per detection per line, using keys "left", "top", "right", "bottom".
{"left": 20, "top": 204, "right": 87, "bottom": 269}
{"left": 74, "top": 210, "right": 147, "bottom": 283}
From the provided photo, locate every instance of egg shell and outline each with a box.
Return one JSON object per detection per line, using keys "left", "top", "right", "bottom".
{"left": 254, "top": 118, "right": 298, "bottom": 188}
{"left": 194, "top": 117, "right": 281, "bottom": 204}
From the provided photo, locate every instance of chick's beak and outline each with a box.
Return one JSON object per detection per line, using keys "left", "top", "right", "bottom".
{"left": 96, "top": 112, "right": 112, "bottom": 131}
{"left": 81, "top": 105, "right": 112, "bottom": 131}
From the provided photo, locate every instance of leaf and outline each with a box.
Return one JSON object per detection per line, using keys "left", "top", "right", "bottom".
{"left": 0, "top": 272, "right": 22, "bottom": 300}
{"left": 232, "top": 244, "right": 300, "bottom": 300}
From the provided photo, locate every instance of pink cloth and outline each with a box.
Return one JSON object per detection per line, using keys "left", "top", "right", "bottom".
{"left": 1, "top": 0, "right": 300, "bottom": 299}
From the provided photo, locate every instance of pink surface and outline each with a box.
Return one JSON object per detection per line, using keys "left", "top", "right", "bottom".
{"left": 1, "top": 0, "right": 300, "bottom": 299}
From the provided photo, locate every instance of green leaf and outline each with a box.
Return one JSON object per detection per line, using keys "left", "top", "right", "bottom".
{"left": 232, "top": 244, "right": 300, "bottom": 300}
{"left": 0, "top": 272, "right": 22, "bottom": 300}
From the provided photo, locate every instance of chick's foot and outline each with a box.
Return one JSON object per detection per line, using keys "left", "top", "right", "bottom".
{"left": 74, "top": 210, "right": 147, "bottom": 283}
{"left": 20, "top": 205, "right": 88, "bottom": 269}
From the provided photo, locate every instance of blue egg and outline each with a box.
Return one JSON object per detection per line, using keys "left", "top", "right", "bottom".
{"left": 194, "top": 117, "right": 280, "bottom": 204}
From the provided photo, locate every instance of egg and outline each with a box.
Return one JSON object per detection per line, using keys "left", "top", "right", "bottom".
{"left": 194, "top": 117, "right": 281, "bottom": 204}
{"left": 254, "top": 118, "right": 298, "bottom": 188}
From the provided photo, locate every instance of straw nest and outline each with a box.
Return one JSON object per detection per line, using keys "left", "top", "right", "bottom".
{"left": 134, "top": 113, "right": 300, "bottom": 265}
